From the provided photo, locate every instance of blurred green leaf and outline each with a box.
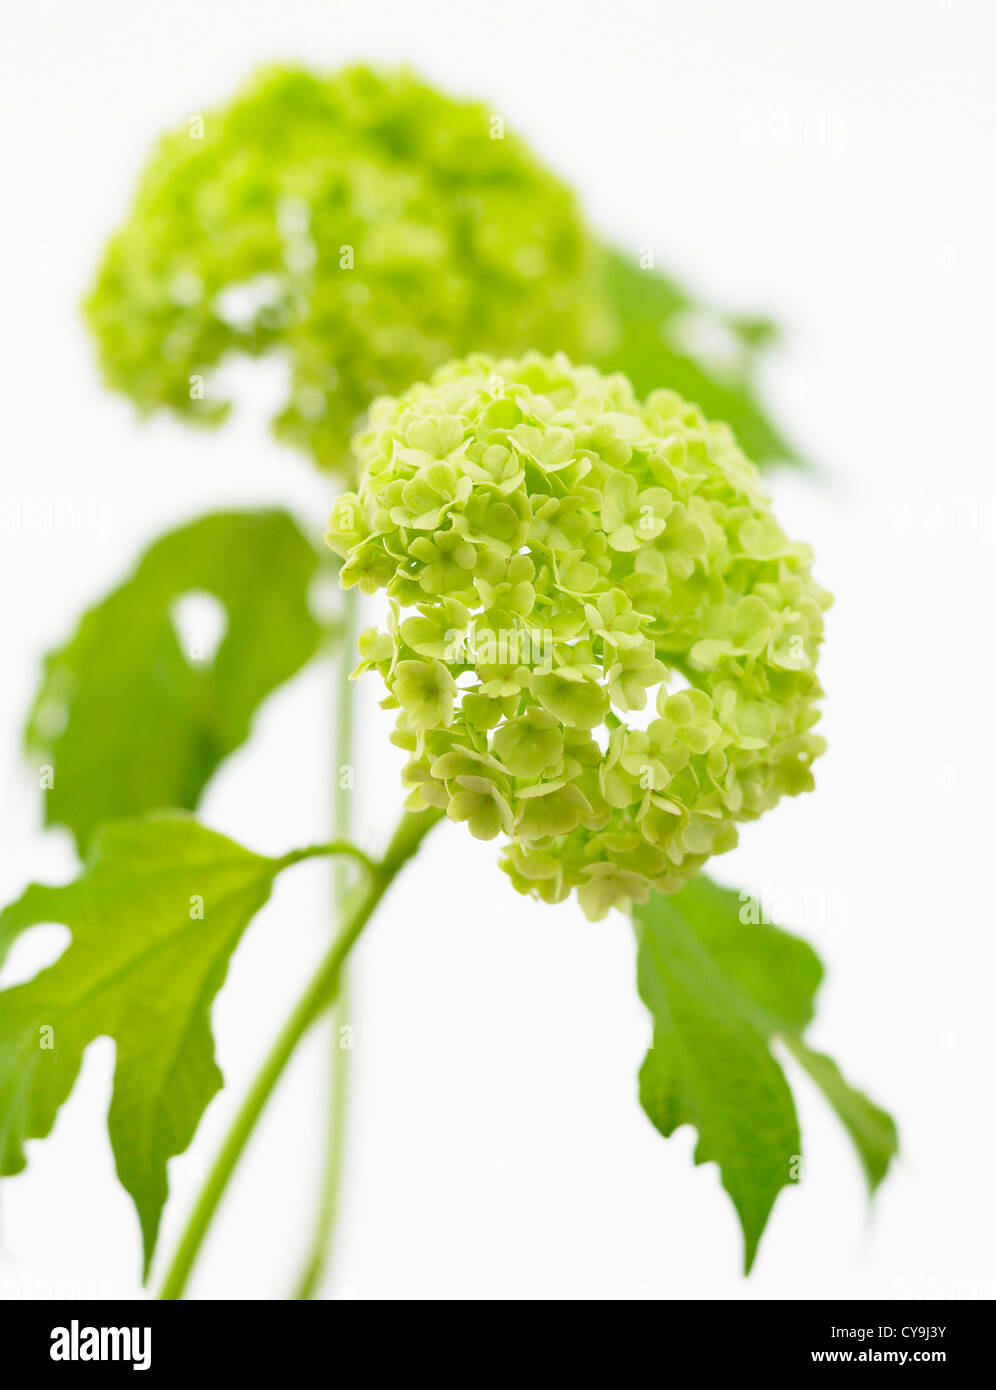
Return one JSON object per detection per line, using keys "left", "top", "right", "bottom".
{"left": 635, "top": 877, "right": 897, "bottom": 1271}
{"left": 781, "top": 1035, "right": 899, "bottom": 1194}
{"left": 26, "top": 510, "right": 324, "bottom": 853}
{"left": 596, "top": 248, "right": 805, "bottom": 470}
{"left": 0, "top": 817, "right": 289, "bottom": 1275}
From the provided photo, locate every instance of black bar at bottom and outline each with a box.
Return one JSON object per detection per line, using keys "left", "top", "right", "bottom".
{"left": 0, "top": 1297, "right": 987, "bottom": 1375}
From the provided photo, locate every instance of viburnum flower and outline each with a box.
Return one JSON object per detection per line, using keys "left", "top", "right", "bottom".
{"left": 85, "top": 65, "right": 607, "bottom": 472}
{"left": 327, "top": 353, "right": 831, "bottom": 920}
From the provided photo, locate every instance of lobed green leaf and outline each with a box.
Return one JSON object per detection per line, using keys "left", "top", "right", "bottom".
{"left": 0, "top": 817, "right": 292, "bottom": 1276}
{"left": 635, "top": 877, "right": 898, "bottom": 1271}
{"left": 26, "top": 510, "right": 324, "bottom": 853}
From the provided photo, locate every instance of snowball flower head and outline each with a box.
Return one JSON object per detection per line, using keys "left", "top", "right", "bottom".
{"left": 85, "top": 66, "right": 607, "bottom": 472}
{"left": 328, "top": 354, "right": 831, "bottom": 919}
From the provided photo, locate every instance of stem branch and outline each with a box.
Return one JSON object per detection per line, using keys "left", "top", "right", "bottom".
{"left": 278, "top": 840, "right": 376, "bottom": 877}
{"left": 158, "top": 806, "right": 442, "bottom": 1301}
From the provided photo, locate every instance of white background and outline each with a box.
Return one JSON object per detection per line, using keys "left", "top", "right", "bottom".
{"left": 1, "top": 0, "right": 994, "bottom": 1300}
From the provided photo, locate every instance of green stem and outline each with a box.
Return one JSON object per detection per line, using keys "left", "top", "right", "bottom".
{"left": 331, "top": 586, "right": 358, "bottom": 900}
{"left": 158, "top": 806, "right": 443, "bottom": 1301}
{"left": 294, "top": 975, "right": 351, "bottom": 1300}
{"left": 279, "top": 839, "right": 375, "bottom": 876}
{"left": 294, "top": 583, "right": 358, "bottom": 1300}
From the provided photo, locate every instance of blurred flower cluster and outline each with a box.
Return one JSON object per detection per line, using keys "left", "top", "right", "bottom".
{"left": 85, "top": 65, "right": 607, "bottom": 472}
{"left": 328, "top": 353, "right": 831, "bottom": 919}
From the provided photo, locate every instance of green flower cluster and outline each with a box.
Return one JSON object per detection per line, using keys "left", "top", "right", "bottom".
{"left": 328, "top": 353, "right": 831, "bottom": 920}
{"left": 85, "top": 65, "right": 607, "bottom": 471}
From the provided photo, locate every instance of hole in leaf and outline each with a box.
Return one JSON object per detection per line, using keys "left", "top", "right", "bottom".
{"left": 0, "top": 923, "right": 71, "bottom": 989}
{"left": 170, "top": 591, "right": 228, "bottom": 668}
